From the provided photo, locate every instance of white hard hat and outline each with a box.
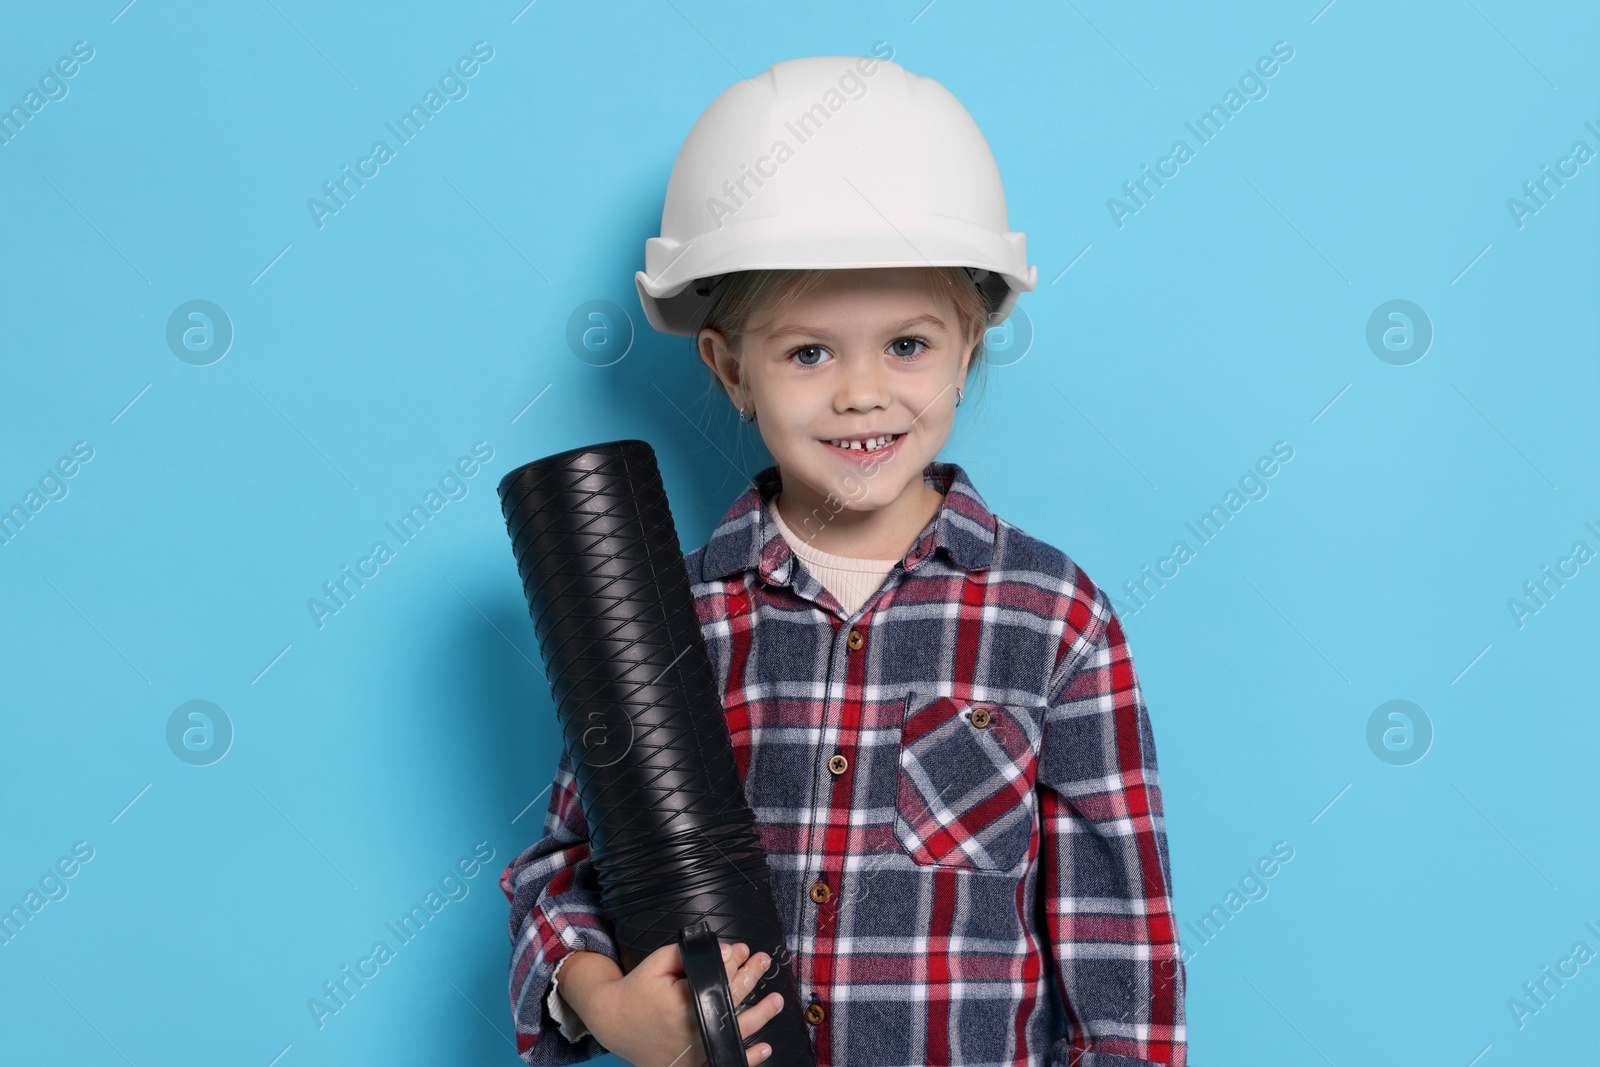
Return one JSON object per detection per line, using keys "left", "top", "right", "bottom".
{"left": 635, "top": 54, "right": 1038, "bottom": 337}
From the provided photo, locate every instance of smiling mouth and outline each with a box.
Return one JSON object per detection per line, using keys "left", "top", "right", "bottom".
{"left": 822, "top": 433, "right": 904, "bottom": 453}
{"left": 819, "top": 435, "right": 908, "bottom": 463}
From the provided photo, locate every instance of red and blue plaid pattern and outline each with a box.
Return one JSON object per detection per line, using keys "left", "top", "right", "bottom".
{"left": 503, "top": 461, "right": 1187, "bottom": 1066}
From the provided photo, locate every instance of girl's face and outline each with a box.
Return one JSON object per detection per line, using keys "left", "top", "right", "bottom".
{"left": 699, "top": 267, "right": 977, "bottom": 528}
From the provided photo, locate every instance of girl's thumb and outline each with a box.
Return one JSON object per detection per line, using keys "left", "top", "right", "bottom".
{"left": 639, "top": 939, "right": 687, "bottom": 975}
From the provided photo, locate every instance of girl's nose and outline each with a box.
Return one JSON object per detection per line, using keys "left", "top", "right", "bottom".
{"left": 833, "top": 352, "right": 892, "bottom": 412}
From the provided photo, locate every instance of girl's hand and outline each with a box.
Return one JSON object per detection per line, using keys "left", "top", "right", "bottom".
{"left": 585, "top": 939, "right": 784, "bottom": 1067}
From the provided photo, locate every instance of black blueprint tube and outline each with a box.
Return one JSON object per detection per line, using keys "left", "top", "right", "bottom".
{"left": 498, "top": 439, "right": 814, "bottom": 1067}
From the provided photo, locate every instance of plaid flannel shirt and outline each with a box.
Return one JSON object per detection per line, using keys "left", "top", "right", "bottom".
{"left": 502, "top": 460, "right": 1187, "bottom": 1066}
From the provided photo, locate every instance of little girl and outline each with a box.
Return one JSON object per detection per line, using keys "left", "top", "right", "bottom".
{"left": 503, "top": 55, "right": 1186, "bottom": 1067}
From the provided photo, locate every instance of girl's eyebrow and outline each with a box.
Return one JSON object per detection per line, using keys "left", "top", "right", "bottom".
{"left": 762, "top": 314, "right": 950, "bottom": 343}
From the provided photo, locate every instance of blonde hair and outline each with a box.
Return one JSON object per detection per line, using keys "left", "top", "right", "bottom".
{"left": 695, "top": 266, "right": 992, "bottom": 409}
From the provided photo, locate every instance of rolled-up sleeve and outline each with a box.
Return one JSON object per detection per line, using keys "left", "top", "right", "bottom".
{"left": 1037, "top": 586, "right": 1187, "bottom": 1067}
{"left": 502, "top": 744, "right": 620, "bottom": 1065}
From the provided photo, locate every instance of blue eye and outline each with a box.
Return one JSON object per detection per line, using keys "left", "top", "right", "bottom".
{"left": 890, "top": 337, "right": 928, "bottom": 360}
{"left": 791, "top": 345, "right": 829, "bottom": 367}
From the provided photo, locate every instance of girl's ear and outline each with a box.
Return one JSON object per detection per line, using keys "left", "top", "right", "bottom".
{"left": 697, "top": 326, "right": 725, "bottom": 374}
{"left": 961, "top": 317, "right": 984, "bottom": 375}
{"left": 698, "top": 326, "right": 744, "bottom": 396}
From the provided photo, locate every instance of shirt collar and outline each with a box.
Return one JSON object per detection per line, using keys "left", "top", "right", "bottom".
{"left": 696, "top": 460, "right": 997, "bottom": 586}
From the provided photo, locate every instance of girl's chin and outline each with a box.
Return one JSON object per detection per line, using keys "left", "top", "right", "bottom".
{"left": 779, "top": 460, "right": 914, "bottom": 506}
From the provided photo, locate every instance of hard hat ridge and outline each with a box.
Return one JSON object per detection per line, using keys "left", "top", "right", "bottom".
{"left": 636, "top": 55, "right": 1037, "bottom": 336}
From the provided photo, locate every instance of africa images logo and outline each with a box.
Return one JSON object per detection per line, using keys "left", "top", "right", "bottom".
{"left": 306, "top": 41, "right": 495, "bottom": 230}
{"left": 1107, "top": 40, "right": 1295, "bottom": 229}
{"left": 703, "top": 41, "right": 896, "bottom": 230}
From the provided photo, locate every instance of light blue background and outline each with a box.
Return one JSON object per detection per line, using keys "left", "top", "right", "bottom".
{"left": 2, "top": 2, "right": 1596, "bottom": 1064}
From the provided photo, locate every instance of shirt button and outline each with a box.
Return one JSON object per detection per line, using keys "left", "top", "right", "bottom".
{"left": 805, "top": 1002, "right": 826, "bottom": 1025}
{"left": 809, "top": 881, "right": 831, "bottom": 904}
{"left": 970, "top": 705, "right": 993, "bottom": 729}
{"left": 846, "top": 628, "right": 864, "bottom": 651}
{"left": 827, "top": 753, "right": 848, "bottom": 775}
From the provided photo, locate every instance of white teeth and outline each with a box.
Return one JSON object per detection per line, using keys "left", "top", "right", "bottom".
{"left": 829, "top": 434, "right": 897, "bottom": 452}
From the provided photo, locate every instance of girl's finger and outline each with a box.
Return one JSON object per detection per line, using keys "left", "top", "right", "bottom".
{"left": 721, "top": 940, "right": 751, "bottom": 983}
{"left": 738, "top": 990, "right": 784, "bottom": 1036}
{"left": 731, "top": 949, "right": 770, "bottom": 1003}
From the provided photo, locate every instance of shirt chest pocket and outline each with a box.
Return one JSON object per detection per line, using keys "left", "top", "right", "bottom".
{"left": 892, "top": 693, "right": 1041, "bottom": 873}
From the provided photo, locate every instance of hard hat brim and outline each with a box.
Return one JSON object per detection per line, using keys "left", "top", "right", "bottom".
{"left": 636, "top": 221, "right": 1037, "bottom": 336}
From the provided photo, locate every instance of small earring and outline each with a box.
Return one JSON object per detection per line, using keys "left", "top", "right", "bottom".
{"left": 955, "top": 386, "right": 964, "bottom": 408}
{"left": 739, "top": 405, "right": 756, "bottom": 424}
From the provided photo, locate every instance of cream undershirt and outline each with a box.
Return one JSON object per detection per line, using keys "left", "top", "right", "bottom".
{"left": 769, "top": 495, "right": 902, "bottom": 616}
{"left": 547, "top": 954, "right": 590, "bottom": 1042}
{"left": 543, "top": 500, "right": 906, "bottom": 1042}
